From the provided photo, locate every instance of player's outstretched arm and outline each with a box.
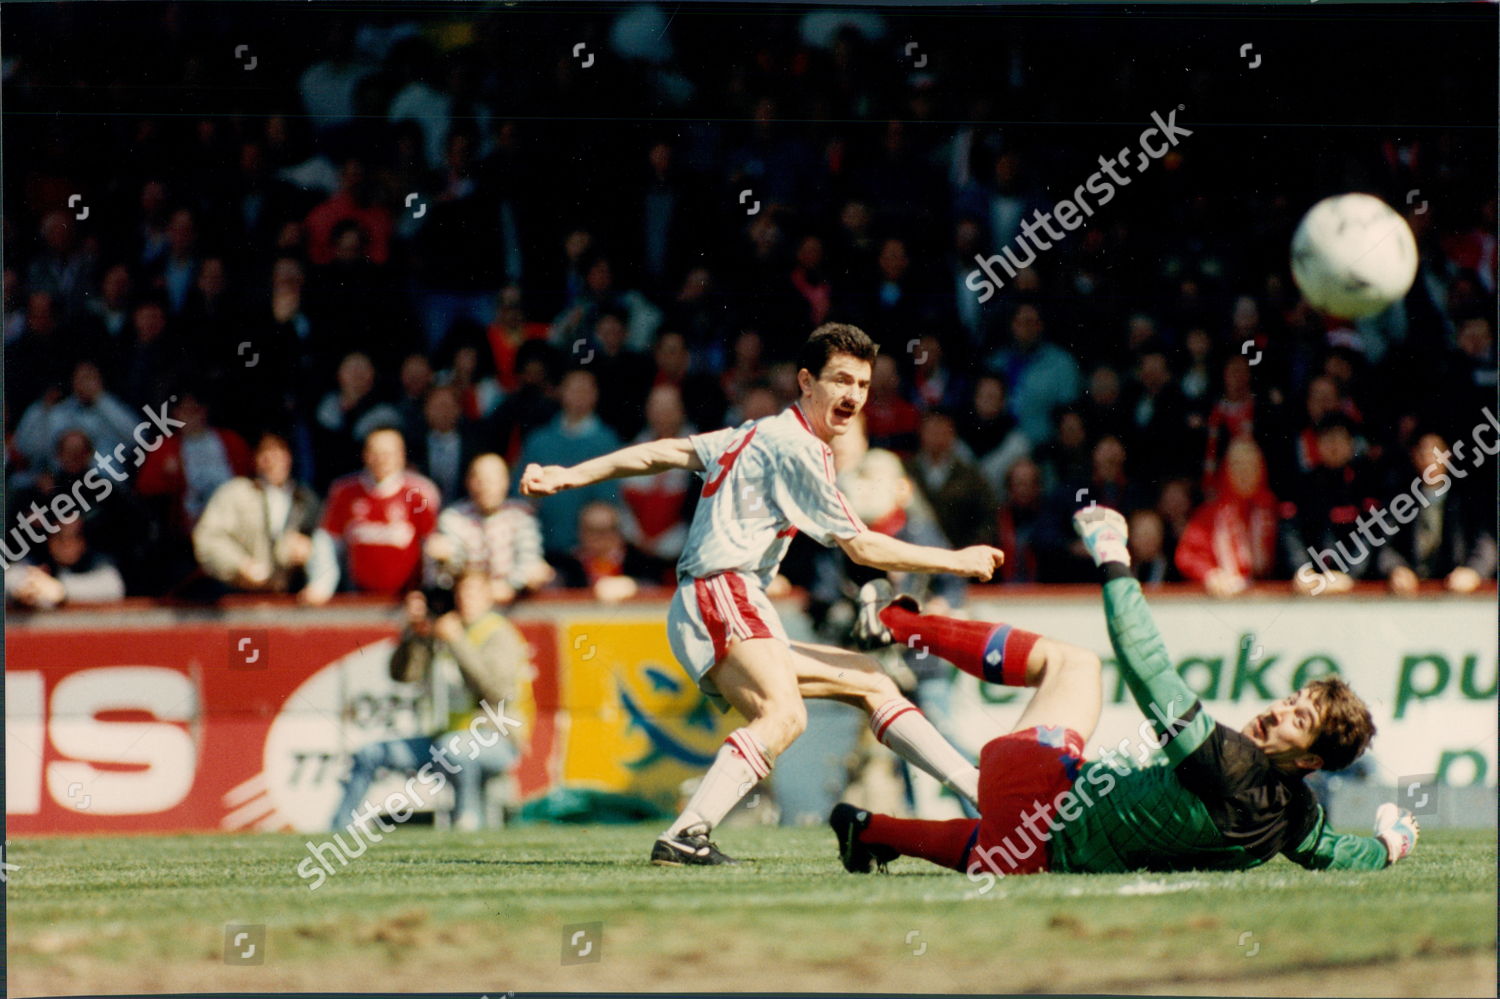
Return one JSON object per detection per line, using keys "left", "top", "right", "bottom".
{"left": 838, "top": 530, "right": 1004, "bottom": 580}
{"left": 520, "top": 438, "right": 704, "bottom": 497}
{"left": 1284, "top": 802, "right": 1417, "bottom": 870}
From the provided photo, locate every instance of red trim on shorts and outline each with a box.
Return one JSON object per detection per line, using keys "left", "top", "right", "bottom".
{"left": 693, "top": 577, "right": 730, "bottom": 663}
{"left": 723, "top": 572, "right": 774, "bottom": 641}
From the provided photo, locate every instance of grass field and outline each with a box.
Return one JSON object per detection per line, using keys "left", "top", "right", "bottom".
{"left": 6, "top": 824, "right": 1495, "bottom": 997}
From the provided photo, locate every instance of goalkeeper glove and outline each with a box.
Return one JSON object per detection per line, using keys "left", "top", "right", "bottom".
{"left": 1373, "top": 802, "right": 1420, "bottom": 864}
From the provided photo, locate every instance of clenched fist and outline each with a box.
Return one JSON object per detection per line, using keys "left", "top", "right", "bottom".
{"left": 953, "top": 545, "right": 1006, "bottom": 581}
{"left": 519, "top": 463, "right": 575, "bottom": 497}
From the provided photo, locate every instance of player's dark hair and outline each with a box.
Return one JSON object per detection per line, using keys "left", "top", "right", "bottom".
{"left": 1303, "top": 676, "right": 1376, "bottom": 772}
{"left": 798, "top": 322, "right": 877, "bottom": 379}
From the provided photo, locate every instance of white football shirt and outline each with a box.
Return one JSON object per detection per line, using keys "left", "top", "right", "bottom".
{"left": 676, "top": 403, "right": 866, "bottom": 588}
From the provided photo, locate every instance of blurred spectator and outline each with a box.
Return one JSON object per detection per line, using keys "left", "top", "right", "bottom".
{"left": 911, "top": 332, "right": 969, "bottom": 411}
{"left": 721, "top": 329, "right": 766, "bottom": 407}
{"left": 994, "top": 457, "right": 1045, "bottom": 584}
{"left": 407, "top": 384, "right": 484, "bottom": 503}
{"left": 1291, "top": 375, "right": 1355, "bottom": 475}
{"left": 492, "top": 340, "right": 561, "bottom": 465}
{"left": 304, "top": 156, "right": 393, "bottom": 267}
{"left": 863, "top": 353, "right": 921, "bottom": 454}
{"left": 26, "top": 211, "right": 92, "bottom": 319}
{"left": 1378, "top": 432, "right": 1497, "bottom": 596}
{"left": 636, "top": 139, "right": 711, "bottom": 293}
{"left": 1032, "top": 406, "right": 1091, "bottom": 494}
{"left": 1156, "top": 476, "right": 1196, "bottom": 558}
{"left": 435, "top": 321, "right": 504, "bottom": 423}
{"left": 1203, "top": 353, "right": 1257, "bottom": 486}
{"left": 789, "top": 234, "right": 833, "bottom": 329}
{"left": 146, "top": 208, "right": 200, "bottom": 315}
{"left": 1179, "top": 327, "right": 1216, "bottom": 417}
{"left": 4, "top": 428, "right": 152, "bottom": 589}
{"left": 311, "top": 352, "right": 403, "bottom": 491}
{"left": 550, "top": 253, "right": 662, "bottom": 353}
{"left": 962, "top": 374, "right": 1031, "bottom": 492}
{"left": 193, "top": 432, "right": 321, "bottom": 592}
{"left": 649, "top": 330, "right": 727, "bottom": 434}
{"left": 395, "top": 353, "right": 436, "bottom": 445}
{"left": 484, "top": 284, "right": 550, "bottom": 392}
{"left": 13, "top": 360, "right": 138, "bottom": 473}
{"left": 115, "top": 297, "right": 180, "bottom": 408}
{"left": 552, "top": 500, "right": 673, "bottom": 601}
{"left": 306, "top": 219, "right": 416, "bottom": 374}
{"left": 1122, "top": 345, "right": 1191, "bottom": 481}
{"left": 1079, "top": 364, "right": 1126, "bottom": 440}
{"left": 985, "top": 302, "right": 1081, "bottom": 445}
{"left": 1175, "top": 438, "right": 1280, "bottom": 597}
{"left": 6, "top": 291, "right": 69, "bottom": 414}
{"left": 298, "top": 20, "right": 373, "bottom": 134}
{"left": 1128, "top": 508, "right": 1177, "bottom": 587}
{"left": 514, "top": 369, "right": 622, "bottom": 559}
{"left": 620, "top": 385, "right": 698, "bottom": 562}
{"left": 1284, "top": 416, "right": 1380, "bottom": 595}
{"left": 136, "top": 390, "right": 254, "bottom": 535}
{"left": 78, "top": 263, "right": 135, "bottom": 351}
{"left": 905, "top": 408, "right": 998, "bottom": 549}
{"left": 6, "top": 519, "right": 125, "bottom": 608}
{"left": 425, "top": 453, "right": 552, "bottom": 605}
{"left": 336, "top": 569, "right": 530, "bottom": 831}
{"left": 303, "top": 426, "right": 440, "bottom": 603}
{"left": 589, "top": 310, "right": 654, "bottom": 441}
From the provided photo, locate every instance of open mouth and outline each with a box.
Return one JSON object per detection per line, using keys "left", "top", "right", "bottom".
{"left": 1254, "top": 717, "right": 1268, "bottom": 740}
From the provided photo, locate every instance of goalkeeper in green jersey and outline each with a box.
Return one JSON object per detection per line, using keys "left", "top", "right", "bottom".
{"left": 831, "top": 506, "right": 1420, "bottom": 879}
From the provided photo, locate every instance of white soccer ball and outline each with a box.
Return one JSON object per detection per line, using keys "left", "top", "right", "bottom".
{"left": 1290, "top": 193, "right": 1419, "bottom": 319}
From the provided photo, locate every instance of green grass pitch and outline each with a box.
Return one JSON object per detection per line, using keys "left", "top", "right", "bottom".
{"left": 6, "top": 825, "right": 1494, "bottom": 996}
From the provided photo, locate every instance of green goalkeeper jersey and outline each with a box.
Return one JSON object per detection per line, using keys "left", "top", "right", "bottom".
{"left": 1046, "top": 574, "right": 1390, "bottom": 875}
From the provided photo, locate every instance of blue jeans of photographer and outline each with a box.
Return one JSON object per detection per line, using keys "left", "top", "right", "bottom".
{"left": 331, "top": 730, "right": 519, "bottom": 830}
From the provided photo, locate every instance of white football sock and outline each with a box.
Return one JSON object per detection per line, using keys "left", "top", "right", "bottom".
{"left": 871, "top": 697, "right": 979, "bottom": 807}
{"left": 665, "top": 728, "right": 771, "bottom": 838}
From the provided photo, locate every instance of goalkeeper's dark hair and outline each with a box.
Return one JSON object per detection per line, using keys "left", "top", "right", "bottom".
{"left": 797, "top": 322, "right": 877, "bottom": 379}
{"left": 1304, "top": 676, "right": 1376, "bottom": 772}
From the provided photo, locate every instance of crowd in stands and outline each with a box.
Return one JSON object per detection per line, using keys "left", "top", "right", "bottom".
{"left": 4, "top": 6, "right": 1496, "bottom": 611}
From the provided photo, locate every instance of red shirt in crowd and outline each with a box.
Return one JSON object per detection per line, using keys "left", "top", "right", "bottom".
{"left": 320, "top": 471, "right": 439, "bottom": 594}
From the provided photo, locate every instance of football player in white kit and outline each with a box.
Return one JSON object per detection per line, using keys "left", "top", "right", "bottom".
{"left": 521, "top": 323, "right": 1005, "bottom": 865}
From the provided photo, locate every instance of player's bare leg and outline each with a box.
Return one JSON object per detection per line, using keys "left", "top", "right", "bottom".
{"left": 652, "top": 637, "right": 801, "bottom": 866}
{"left": 788, "top": 641, "right": 980, "bottom": 806}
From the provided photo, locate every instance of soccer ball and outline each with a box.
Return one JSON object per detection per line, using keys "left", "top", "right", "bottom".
{"left": 1289, "top": 193, "right": 1419, "bottom": 319}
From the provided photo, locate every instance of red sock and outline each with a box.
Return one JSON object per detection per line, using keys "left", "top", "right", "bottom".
{"left": 879, "top": 605, "right": 1040, "bottom": 687}
{"left": 861, "top": 814, "right": 979, "bottom": 872}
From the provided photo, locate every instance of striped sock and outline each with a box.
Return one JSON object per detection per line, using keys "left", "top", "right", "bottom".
{"left": 878, "top": 605, "right": 1040, "bottom": 687}
{"left": 666, "top": 728, "right": 771, "bottom": 838}
{"left": 870, "top": 697, "right": 979, "bottom": 807}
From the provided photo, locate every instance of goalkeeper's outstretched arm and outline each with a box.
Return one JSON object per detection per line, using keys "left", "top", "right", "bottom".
{"left": 1284, "top": 802, "right": 1419, "bottom": 870}
{"left": 1101, "top": 567, "right": 1216, "bottom": 765}
{"left": 520, "top": 438, "right": 703, "bottom": 497}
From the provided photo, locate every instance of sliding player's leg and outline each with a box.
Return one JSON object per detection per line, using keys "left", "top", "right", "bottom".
{"left": 860, "top": 584, "right": 1104, "bottom": 743}
{"left": 789, "top": 640, "right": 979, "bottom": 807}
{"left": 652, "top": 636, "right": 801, "bottom": 865}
